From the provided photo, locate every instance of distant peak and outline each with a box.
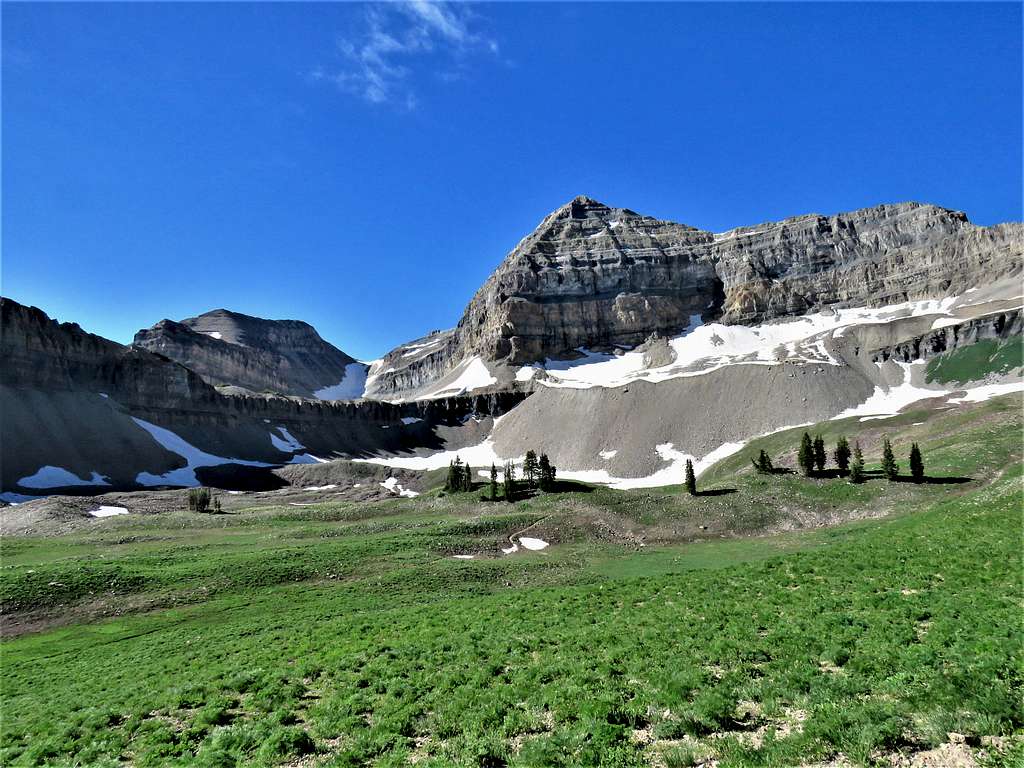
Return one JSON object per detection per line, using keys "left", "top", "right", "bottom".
{"left": 553, "top": 195, "right": 614, "bottom": 221}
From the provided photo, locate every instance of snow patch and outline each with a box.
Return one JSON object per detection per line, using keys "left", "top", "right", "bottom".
{"left": 89, "top": 506, "right": 128, "bottom": 518}
{"left": 18, "top": 466, "right": 110, "bottom": 489}
{"left": 206, "top": 331, "right": 223, "bottom": 340}
{"left": 288, "top": 453, "right": 328, "bottom": 465}
{"left": 314, "top": 362, "right": 370, "bottom": 400}
{"left": 452, "top": 554, "right": 475, "bottom": 560}
{"left": 422, "top": 356, "right": 496, "bottom": 398}
{"left": 599, "top": 450, "right": 618, "bottom": 460}
{"left": 380, "top": 477, "right": 419, "bottom": 497}
{"left": 832, "top": 362, "right": 948, "bottom": 421}
{"left": 558, "top": 440, "right": 747, "bottom": 489}
{"left": 132, "top": 418, "right": 272, "bottom": 487}
{"left": 518, "top": 537, "right": 549, "bottom": 551}
{"left": 515, "top": 366, "right": 539, "bottom": 382}
{"left": 401, "top": 416, "right": 423, "bottom": 425}
{"left": 355, "top": 438, "right": 520, "bottom": 471}
{"left": 947, "top": 382, "right": 1023, "bottom": 404}
{"left": 304, "top": 484, "right": 338, "bottom": 491}
{"left": 270, "top": 427, "right": 304, "bottom": 453}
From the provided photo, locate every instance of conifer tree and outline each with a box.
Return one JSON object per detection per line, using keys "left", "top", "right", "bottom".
{"left": 909, "top": 443, "right": 924, "bottom": 484}
{"left": 798, "top": 432, "right": 814, "bottom": 476}
{"left": 684, "top": 459, "right": 697, "bottom": 495}
{"left": 503, "top": 461, "right": 516, "bottom": 503}
{"left": 462, "top": 462, "right": 473, "bottom": 492}
{"left": 445, "top": 457, "right": 465, "bottom": 492}
{"left": 849, "top": 441, "right": 865, "bottom": 484}
{"left": 813, "top": 435, "right": 826, "bottom": 473}
{"left": 523, "top": 450, "right": 539, "bottom": 488}
{"left": 834, "top": 436, "right": 851, "bottom": 475}
{"left": 489, "top": 463, "right": 498, "bottom": 500}
{"left": 881, "top": 437, "right": 899, "bottom": 481}
{"left": 751, "top": 449, "right": 774, "bottom": 474}
{"left": 538, "top": 453, "right": 555, "bottom": 491}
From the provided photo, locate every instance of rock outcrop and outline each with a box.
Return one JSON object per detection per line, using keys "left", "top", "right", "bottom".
{"left": 364, "top": 197, "right": 1023, "bottom": 398}
{"left": 133, "top": 309, "right": 365, "bottom": 399}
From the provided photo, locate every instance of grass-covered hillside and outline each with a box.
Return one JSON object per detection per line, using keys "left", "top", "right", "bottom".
{"left": 924, "top": 334, "right": 1022, "bottom": 384}
{"left": 1, "top": 395, "right": 1021, "bottom": 767}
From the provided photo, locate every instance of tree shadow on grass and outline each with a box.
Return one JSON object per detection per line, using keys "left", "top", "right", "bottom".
{"left": 893, "top": 475, "right": 973, "bottom": 485}
{"left": 696, "top": 488, "right": 738, "bottom": 497}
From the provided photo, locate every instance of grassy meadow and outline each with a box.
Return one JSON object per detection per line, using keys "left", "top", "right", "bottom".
{"left": 1, "top": 395, "right": 1021, "bottom": 767}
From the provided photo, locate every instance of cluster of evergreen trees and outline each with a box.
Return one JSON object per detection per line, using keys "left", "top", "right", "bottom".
{"left": 445, "top": 450, "right": 557, "bottom": 502}
{"left": 444, "top": 457, "right": 474, "bottom": 492}
{"left": 754, "top": 433, "right": 926, "bottom": 484}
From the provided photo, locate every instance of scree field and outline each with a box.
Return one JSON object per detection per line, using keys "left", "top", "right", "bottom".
{"left": 1, "top": 395, "right": 1021, "bottom": 768}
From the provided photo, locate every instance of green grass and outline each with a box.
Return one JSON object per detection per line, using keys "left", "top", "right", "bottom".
{"left": 925, "top": 334, "right": 1022, "bottom": 384}
{"left": 2, "top": 397, "right": 1022, "bottom": 767}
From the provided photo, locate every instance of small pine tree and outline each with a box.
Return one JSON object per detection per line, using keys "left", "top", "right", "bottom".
{"left": 751, "top": 449, "right": 774, "bottom": 474}
{"left": 849, "top": 441, "right": 865, "bottom": 484}
{"left": 503, "top": 461, "right": 516, "bottom": 503}
{"left": 684, "top": 459, "right": 697, "bottom": 496}
{"left": 538, "top": 453, "right": 555, "bottom": 491}
{"left": 523, "top": 450, "right": 539, "bottom": 488}
{"left": 798, "top": 432, "right": 814, "bottom": 477}
{"left": 462, "top": 462, "right": 473, "bottom": 492}
{"left": 813, "top": 435, "right": 826, "bottom": 473}
{"left": 881, "top": 437, "right": 899, "bottom": 481}
{"left": 909, "top": 443, "right": 924, "bottom": 484}
{"left": 834, "top": 436, "right": 851, "bottom": 475}
{"left": 187, "top": 487, "right": 210, "bottom": 513}
{"left": 489, "top": 463, "right": 498, "bottom": 500}
{"left": 213, "top": 496, "right": 222, "bottom": 514}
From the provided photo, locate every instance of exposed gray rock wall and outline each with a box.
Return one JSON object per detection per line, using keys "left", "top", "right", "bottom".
{"left": 133, "top": 309, "right": 362, "bottom": 398}
{"left": 365, "top": 197, "right": 1022, "bottom": 398}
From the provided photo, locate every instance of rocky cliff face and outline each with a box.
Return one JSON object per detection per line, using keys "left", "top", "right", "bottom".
{"left": 1, "top": 298, "right": 528, "bottom": 492}
{"left": 133, "top": 309, "right": 365, "bottom": 399}
{"left": 364, "top": 197, "right": 1023, "bottom": 398}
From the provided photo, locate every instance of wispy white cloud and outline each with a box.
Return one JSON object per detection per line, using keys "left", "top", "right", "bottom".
{"left": 312, "top": 2, "right": 499, "bottom": 109}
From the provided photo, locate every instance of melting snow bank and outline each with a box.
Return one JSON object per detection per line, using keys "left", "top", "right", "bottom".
{"left": 833, "top": 362, "right": 948, "bottom": 421}
{"left": 558, "top": 440, "right": 748, "bottom": 489}
{"left": 314, "top": 362, "right": 370, "bottom": 401}
{"left": 452, "top": 554, "right": 475, "bottom": 560}
{"left": 948, "top": 381, "right": 1023, "bottom": 404}
{"left": 17, "top": 466, "right": 111, "bottom": 489}
{"left": 380, "top": 477, "right": 419, "bottom": 497}
{"left": 132, "top": 417, "right": 273, "bottom": 487}
{"left": 89, "top": 506, "right": 128, "bottom": 518}
{"left": 304, "top": 484, "right": 338, "bottom": 491}
{"left": 518, "top": 537, "right": 549, "bottom": 551}
{"left": 355, "top": 439, "right": 521, "bottom": 471}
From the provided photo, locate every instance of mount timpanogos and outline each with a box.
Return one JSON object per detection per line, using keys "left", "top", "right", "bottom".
{"left": 2, "top": 196, "right": 1021, "bottom": 497}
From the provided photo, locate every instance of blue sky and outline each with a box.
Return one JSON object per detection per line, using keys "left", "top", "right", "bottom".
{"left": 3, "top": 2, "right": 1021, "bottom": 360}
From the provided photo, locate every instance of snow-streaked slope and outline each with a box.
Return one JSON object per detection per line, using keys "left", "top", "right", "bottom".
{"left": 421, "top": 356, "right": 497, "bottom": 398}
{"left": 558, "top": 440, "right": 749, "bottom": 488}
{"left": 132, "top": 418, "right": 273, "bottom": 487}
{"left": 314, "top": 362, "right": 370, "bottom": 401}
{"left": 529, "top": 297, "right": 969, "bottom": 390}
